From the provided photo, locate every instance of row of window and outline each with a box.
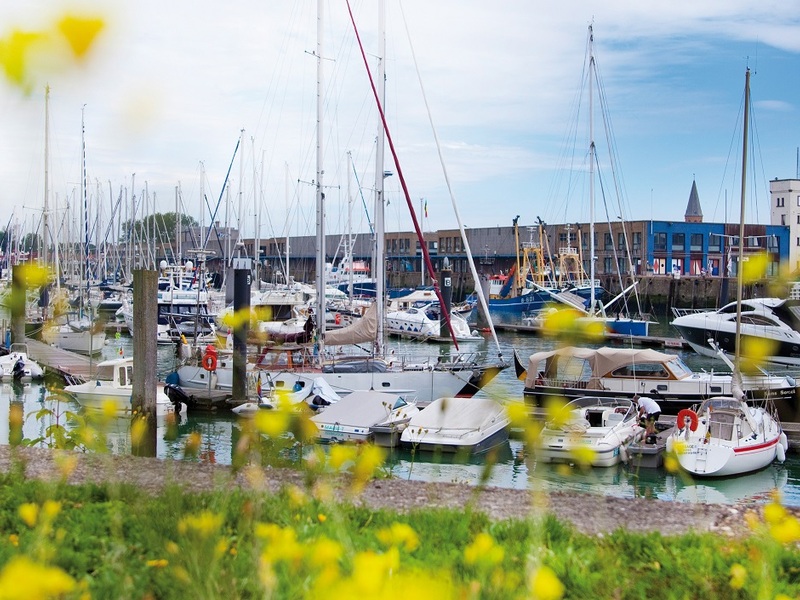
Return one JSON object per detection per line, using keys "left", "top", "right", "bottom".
{"left": 653, "top": 232, "right": 778, "bottom": 252}
{"left": 775, "top": 195, "right": 800, "bottom": 207}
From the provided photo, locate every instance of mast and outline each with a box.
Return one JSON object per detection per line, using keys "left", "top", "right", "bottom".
{"left": 314, "top": 0, "right": 327, "bottom": 358}
{"left": 733, "top": 67, "right": 751, "bottom": 389}
{"left": 42, "top": 86, "right": 50, "bottom": 270}
{"left": 588, "top": 25, "right": 596, "bottom": 314}
{"left": 373, "top": 0, "right": 386, "bottom": 354}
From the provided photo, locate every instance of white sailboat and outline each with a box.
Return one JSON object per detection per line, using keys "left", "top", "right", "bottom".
{"left": 666, "top": 68, "right": 787, "bottom": 477}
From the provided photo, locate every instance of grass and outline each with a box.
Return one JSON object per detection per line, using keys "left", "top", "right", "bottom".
{"left": 0, "top": 464, "right": 798, "bottom": 599}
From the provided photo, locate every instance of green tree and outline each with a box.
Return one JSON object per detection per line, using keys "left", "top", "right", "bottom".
{"left": 121, "top": 212, "right": 198, "bottom": 242}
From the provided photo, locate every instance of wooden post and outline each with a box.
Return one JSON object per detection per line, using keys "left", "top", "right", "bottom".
{"left": 10, "top": 266, "right": 25, "bottom": 346}
{"left": 132, "top": 269, "right": 158, "bottom": 456}
{"left": 231, "top": 256, "right": 251, "bottom": 402}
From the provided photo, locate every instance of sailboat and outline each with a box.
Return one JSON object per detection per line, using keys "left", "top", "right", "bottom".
{"left": 166, "top": 1, "right": 507, "bottom": 406}
{"left": 666, "top": 68, "right": 787, "bottom": 477}
{"left": 39, "top": 91, "right": 105, "bottom": 355}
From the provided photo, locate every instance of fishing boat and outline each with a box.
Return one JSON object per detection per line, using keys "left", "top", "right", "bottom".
{"left": 515, "top": 346, "right": 798, "bottom": 416}
{"left": 665, "top": 68, "right": 787, "bottom": 478}
{"left": 400, "top": 397, "right": 510, "bottom": 453}
{"left": 536, "top": 396, "right": 642, "bottom": 467}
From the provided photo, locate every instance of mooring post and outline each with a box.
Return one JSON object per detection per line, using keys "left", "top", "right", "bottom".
{"left": 231, "top": 254, "right": 251, "bottom": 402}
{"left": 132, "top": 268, "right": 158, "bottom": 456}
{"left": 440, "top": 257, "right": 453, "bottom": 337}
{"left": 10, "top": 266, "right": 25, "bottom": 346}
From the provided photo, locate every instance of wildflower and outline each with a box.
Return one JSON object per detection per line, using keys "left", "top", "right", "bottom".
{"left": 377, "top": 522, "right": 419, "bottom": 552}
{"left": 54, "top": 452, "right": 78, "bottom": 479}
{"left": 544, "top": 397, "right": 569, "bottom": 429}
{"left": 146, "top": 559, "right": 168, "bottom": 568}
{"left": 763, "top": 502, "right": 787, "bottom": 525}
{"left": 328, "top": 445, "right": 357, "bottom": 471}
{"left": 0, "top": 555, "right": 75, "bottom": 599}
{"left": 254, "top": 409, "right": 290, "bottom": 438}
{"left": 184, "top": 431, "right": 202, "bottom": 457}
{"left": 18, "top": 503, "right": 38, "bottom": 528}
{"left": 663, "top": 454, "right": 680, "bottom": 474}
{"left": 353, "top": 445, "right": 385, "bottom": 486}
{"left": 8, "top": 534, "right": 18, "bottom": 547}
{"left": 464, "top": 532, "right": 504, "bottom": 567}
{"left": 505, "top": 400, "right": 529, "bottom": 428}
{"left": 569, "top": 445, "right": 597, "bottom": 467}
{"left": 350, "top": 551, "right": 391, "bottom": 594}
{"left": 41, "top": 501, "right": 61, "bottom": 521}
{"left": 729, "top": 563, "right": 747, "bottom": 590}
{"left": 256, "top": 523, "right": 302, "bottom": 563}
{"left": 307, "top": 537, "right": 343, "bottom": 568}
{"left": 177, "top": 511, "right": 223, "bottom": 538}
{"left": 531, "top": 565, "right": 565, "bottom": 600}
{"left": 770, "top": 515, "right": 800, "bottom": 545}
{"left": 317, "top": 513, "right": 327, "bottom": 523}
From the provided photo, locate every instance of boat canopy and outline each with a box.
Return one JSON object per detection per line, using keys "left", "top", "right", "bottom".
{"left": 324, "top": 302, "right": 378, "bottom": 346}
{"left": 524, "top": 346, "right": 680, "bottom": 388}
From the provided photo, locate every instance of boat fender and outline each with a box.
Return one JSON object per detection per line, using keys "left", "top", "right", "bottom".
{"left": 666, "top": 436, "right": 674, "bottom": 454}
{"left": 676, "top": 408, "right": 698, "bottom": 432}
{"left": 202, "top": 350, "right": 218, "bottom": 372}
{"left": 335, "top": 313, "right": 341, "bottom": 325}
{"left": 619, "top": 444, "right": 628, "bottom": 464}
{"left": 777, "top": 442, "right": 786, "bottom": 464}
{"left": 780, "top": 431, "right": 789, "bottom": 452}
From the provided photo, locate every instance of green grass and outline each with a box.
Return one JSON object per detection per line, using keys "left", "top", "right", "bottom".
{"left": 0, "top": 468, "right": 798, "bottom": 599}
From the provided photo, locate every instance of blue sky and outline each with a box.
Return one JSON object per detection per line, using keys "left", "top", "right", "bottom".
{"left": 1, "top": 1, "right": 799, "bottom": 245}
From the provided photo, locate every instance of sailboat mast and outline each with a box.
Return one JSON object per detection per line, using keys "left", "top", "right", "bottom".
{"left": 43, "top": 85, "right": 50, "bottom": 270}
{"left": 374, "top": 0, "right": 386, "bottom": 355}
{"left": 734, "top": 68, "right": 751, "bottom": 376}
{"left": 315, "top": 0, "right": 327, "bottom": 357}
{"left": 588, "top": 25, "right": 596, "bottom": 313}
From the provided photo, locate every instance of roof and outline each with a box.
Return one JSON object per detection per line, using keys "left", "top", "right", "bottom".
{"left": 684, "top": 180, "right": 703, "bottom": 220}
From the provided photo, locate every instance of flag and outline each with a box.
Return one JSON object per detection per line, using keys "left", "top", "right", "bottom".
{"left": 424, "top": 199, "right": 428, "bottom": 218}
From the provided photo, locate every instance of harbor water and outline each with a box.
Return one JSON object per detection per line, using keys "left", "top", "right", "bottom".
{"left": 3, "top": 323, "right": 800, "bottom": 507}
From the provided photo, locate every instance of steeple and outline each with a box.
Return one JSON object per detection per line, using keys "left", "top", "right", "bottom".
{"left": 685, "top": 179, "right": 703, "bottom": 223}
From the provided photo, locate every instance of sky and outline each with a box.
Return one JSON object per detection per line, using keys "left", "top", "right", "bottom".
{"left": 1, "top": 1, "right": 800, "bottom": 246}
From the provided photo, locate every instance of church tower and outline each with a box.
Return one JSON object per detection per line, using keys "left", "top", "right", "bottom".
{"left": 684, "top": 180, "right": 703, "bottom": 223}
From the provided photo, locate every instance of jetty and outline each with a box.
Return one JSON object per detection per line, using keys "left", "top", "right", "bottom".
{"left": 23, "top": 337, "right": 99, "bottom": 383}
{"left": 492, "top": 322, "right": 688, "bottom": 350}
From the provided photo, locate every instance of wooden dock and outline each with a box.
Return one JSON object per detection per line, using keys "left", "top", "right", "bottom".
{"left": 23, "top": 337, "right": 99, "bottom": 383}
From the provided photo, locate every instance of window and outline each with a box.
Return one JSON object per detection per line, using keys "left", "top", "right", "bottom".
{"left": 690, "top": 233, "right": 703, "bottom": 252}
{"left": 797, "top": 195, "right": 800, "bottom": 206}
{"left": 768, "top": 235, "right": 779, "bottom": 250}
{"left": 617, "top": 257, "right": 626, "bottom": 274}
{"left": 672, "top": 233, "right": 685, "bottom": 252}
{"left": 708, "top": 234, "right": 722, "bottom": 252}
{"left": 632, "top": 231, "right": 641, "bottom": 252}
{"left": 654, "top": 232, "right": 667, "bottom": 251}
{"left": 617, "top": 232, "right": 626, "bottom": 249}
{"left": 777, "top": 197, "right": 785, "bottom": 207}
{"left": 604, "top": 232, "right": 613, "bottom": 250}
{"left": 747, "top": 236, "right": 760, "bottom": 248}
{"left": 603, "top": 257, "right": 613, "bottom": 273}
{"left": 782, "top": 214, "right": 787, "bottom": 225}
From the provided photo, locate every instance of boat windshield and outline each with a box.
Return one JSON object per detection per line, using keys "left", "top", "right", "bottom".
{"left": 699, "top": 397, "right": 742, "bottom": 412}
{"left": 667, "top": 357, "right": 692, "bottom": 379}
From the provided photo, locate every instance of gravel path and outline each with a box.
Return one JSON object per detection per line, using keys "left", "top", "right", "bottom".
{"left": 0, "top": 446, "right": 784, "bottom": 537}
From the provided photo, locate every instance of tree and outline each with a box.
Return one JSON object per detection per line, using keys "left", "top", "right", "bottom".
{"left": 120, "top": 212, "right": 198, "bottom": 242}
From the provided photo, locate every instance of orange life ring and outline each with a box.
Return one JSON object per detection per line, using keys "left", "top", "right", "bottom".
{"left": 335, "top": 313, "right": 342, "bottom": 325}
{"left": 676, "top": 408, "right": 698, "bottom": 432}
{"left": 202, "top": 352, "right": 217, "bottom": 372}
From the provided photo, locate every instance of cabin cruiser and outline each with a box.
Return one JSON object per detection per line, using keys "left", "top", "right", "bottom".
{"left": 670, "top": 298, "right": 800, "bottom": 367}
{"left": 516, "top": 346, "right": 798, "bottom": 418}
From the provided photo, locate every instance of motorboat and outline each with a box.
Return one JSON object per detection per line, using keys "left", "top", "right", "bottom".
{"left": 310, "top": 390, "right": 418, "bottom": 445}
{"left": 666, "top": 396, "right": 787, "bottom": 477}
{"left": 0, "top": 343, "right": 44, "bottom": 381}
{"left": 670, "top": 298, "right": 800, "bottom": 367}
{"left": 231, "top": 376, "right": 341, "bottom": 416}
{"left": 400, "top": 397, "right": 510, "bottom": 453}
{"left": 515, "top": 346, "right": 798, "bottom": 417}
{"left": 385, "top": 301, "right": 481, "bottom": 342}
{"left": 41, "top": 313, "right": 106, "bottom": 356}
{"left": 64, "top": 357, "right": 184, "bottom": 418}
{"left": 537, "top": 396, "right": 642, "bottom": 467}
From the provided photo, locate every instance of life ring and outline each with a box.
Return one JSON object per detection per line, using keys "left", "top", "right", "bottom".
{"left": 202, "top": 351, "right": 218, "bottom": 372}
{"left": 335, "top": 313, "right": 342, "bottom": 325}
{"left": 676, "top": 408, "right": 698, "bottom": 432}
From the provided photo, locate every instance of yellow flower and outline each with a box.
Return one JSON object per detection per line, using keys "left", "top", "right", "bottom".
{"left": 350, "top": 551, "right": 390, "bottom": 594}
{"left": 505, "top": 401, "right": 529, "bottom": 428}
{"left": 18, "top": 503, "right": 38, "bottom": 528}
{"left": 569, "top": 445, "right": 596, "bottom": 467}
{"left": 740, "top": 251, "right": 768, "bottom": 284}
{"left": 0, "top": 29, "right": 43, "bottom": 90}
{"left": 544, "top": 397, "right": 569, "bottom": 429}
{"left": 729, "top": 563, "right": 747, "bottom": 590}
{"left": 763, "top": 502, "right": 787, "bottom": 525}
{"left": 254, "top": 410, "right": 289, "bottom": 438}
{"left": 464, "top": 532, "right": 504, "bottom": 567}
{"left": 54, "top": 453, "right": 78, "bottom": 479}
{"left": 0, "top": 556, "right": 76, "bottom": 599}
{"left": 377, "top": 522, "right": 420, "bottom": 552}
{"left": 256, "top": 523, "right": 302, "bottom": 563}
{"left": 184, "top": 431, "right": 202, "bottom": 457}
{"left": 307, "top": 537, "right": 343, "bottom": 568}
{"left": 353, "top": 445, "right": 385, "bottom": 483}
{"left": 166, "top": 541, "right": 179, "bottom": 555}
{"left": 146, "top": 559, "right": 168, "bottom": 568}
{"left": 770, "top": 516, "right": 800, "bottom": 545}
{"left": 8, "top": 534, "right": 18, "bottom": 547}
{"left": 328, "top": 445, "right": 357, "bottom": 471}
{"left": 177, "top": 511, "right": 223, "bottom": 538}
{"left": 41, "top": 501, "right": 61, "bottom": 520}
{"left": 663, "top": 454, "right": 680, "bottom": 474}
{"left": 56, "top": 15, "right": 104, "bottom": 60}
{"left": 531, "top": 565, "right": 565, "bottom": 600}
{"left": 317, "top": 513, "right": 327, "bottom": 523}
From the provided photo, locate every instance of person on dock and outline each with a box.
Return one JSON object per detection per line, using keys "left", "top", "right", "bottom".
{"left": 633, "top": 395, "right": 661, "bottom": 439}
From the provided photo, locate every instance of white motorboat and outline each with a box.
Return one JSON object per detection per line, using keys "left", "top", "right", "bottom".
{"left": 310, "top": 390, "right": 418, "bottom": 445}
{"left": 64, "top": 357, "right": 184, "bottom": 418}
{"left": 385, "top": 301, "right": 481, "bottom": 342}
{"left": 670, "top": 298, "right": 800, "bottom": 367}
{"left": 666, "top": 397, "right": 787, "bottom": 477}
{"left": 536, "top": 396, "right": 642, "bottom": 467}
{"left": 400, "top": 397, "right": 510, "bottom": 453}
{"left": 41, "top": 316, "right": 106, "bottom": 356}
{"left": 0, "top": 343, "right": 44, "bottom": 381}
{"left": 515, "top": 346, "right": 798, "bottom": 417}
{"left": 231, "top": 376, "right": 341, "bottom": 416}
